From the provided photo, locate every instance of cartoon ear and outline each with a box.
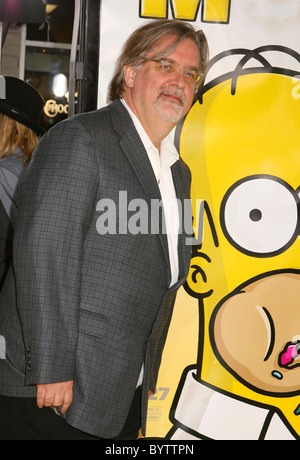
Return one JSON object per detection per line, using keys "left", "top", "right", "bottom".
{"left": 184, "top": 254, "right": 214, "bottom": 299}
{"left": 184, "top": 200, "right": 219, "bottom": 299}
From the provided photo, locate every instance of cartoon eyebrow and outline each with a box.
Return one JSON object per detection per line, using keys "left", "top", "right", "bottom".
{"left": 255, "top": 305, "right": 275, "bottom": 361}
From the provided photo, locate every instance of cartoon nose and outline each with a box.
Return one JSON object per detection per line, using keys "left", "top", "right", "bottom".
{"left": 279, "top": 341, "right": 300, "bottom": 369}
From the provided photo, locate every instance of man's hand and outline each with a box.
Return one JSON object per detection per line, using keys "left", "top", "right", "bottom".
{"left": 36, "top": 380, "right": 74, "bottom": 414}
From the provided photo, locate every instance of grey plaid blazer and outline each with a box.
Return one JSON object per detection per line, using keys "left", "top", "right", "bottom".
{"left": 0, "top": 100, "right": 192, "bottom": 438}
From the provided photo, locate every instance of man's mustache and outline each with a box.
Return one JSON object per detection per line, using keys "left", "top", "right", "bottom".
{"left": 157, "top": 87, "right": 186, "bottom": 106}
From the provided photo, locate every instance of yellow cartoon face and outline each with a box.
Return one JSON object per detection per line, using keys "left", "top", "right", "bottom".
{"left": 180, "top": 71, "right": 300, "bottom": 401}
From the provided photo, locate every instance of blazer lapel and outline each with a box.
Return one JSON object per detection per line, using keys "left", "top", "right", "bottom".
{"left": 108, "top": 100, "right": 171, "bottom": 275}
{"left": 171, "top": 160, "right": 192, "bottom": 287}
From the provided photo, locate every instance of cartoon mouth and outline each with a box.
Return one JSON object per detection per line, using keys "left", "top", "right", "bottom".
{"left": 279, "top": 341, "right": 300, "bottom": 369}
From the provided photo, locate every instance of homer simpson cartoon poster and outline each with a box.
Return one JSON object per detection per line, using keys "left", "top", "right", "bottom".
{"left": 167, "top": 47, "right": 300, "bottom": 440}
{"left": 97, "top": 0, "right": 300, "bottom": 439}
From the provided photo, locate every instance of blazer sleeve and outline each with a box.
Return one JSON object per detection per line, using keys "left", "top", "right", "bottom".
{"left": 0, "top": 199, "right": 13, "bottom": 289}
{"left": 13, "top": 117, "right": 99, "bottom": 386}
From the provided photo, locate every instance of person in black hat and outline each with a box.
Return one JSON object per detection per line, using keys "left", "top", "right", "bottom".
{"left": 0, "top": 76, "right": 44, "bottom": 288}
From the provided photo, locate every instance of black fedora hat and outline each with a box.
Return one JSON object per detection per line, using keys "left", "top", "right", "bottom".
{"left": 0, "top": 76, "right": 45, "bottom": 135}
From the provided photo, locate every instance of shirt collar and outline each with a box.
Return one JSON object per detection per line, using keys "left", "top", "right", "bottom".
{"left": 121, "top": 99, "right": 179, "bottom": 178}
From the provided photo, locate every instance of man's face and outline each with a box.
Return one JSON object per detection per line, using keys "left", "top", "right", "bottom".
{"left": 124, "top": 35, "right": 200, "bottom": 132}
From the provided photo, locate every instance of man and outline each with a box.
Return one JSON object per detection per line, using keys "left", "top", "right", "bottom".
{"left": 0, "top": 19, "right": 209, "bottom": 440}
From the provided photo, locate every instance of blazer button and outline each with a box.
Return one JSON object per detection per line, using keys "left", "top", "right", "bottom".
{"left": 26, "top": 348, "right": 31, "bottom": 370}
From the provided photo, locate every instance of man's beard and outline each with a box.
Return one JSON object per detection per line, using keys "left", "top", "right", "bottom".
{"left": 154, "top": 86, "right": 186, "bottom": 123}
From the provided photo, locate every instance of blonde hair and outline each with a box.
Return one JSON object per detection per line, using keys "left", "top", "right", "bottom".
{"left": 108, "top": 19, "right": 209, "bottom": 102}
{"left": 0, "top": 114, "right": 38, "bottom": 165}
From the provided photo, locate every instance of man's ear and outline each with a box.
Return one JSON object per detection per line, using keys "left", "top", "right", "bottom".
{"left": 123, "top": 64, "right": 137, "bottom": 89}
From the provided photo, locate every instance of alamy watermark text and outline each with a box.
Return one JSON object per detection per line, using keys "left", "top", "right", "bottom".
{"left": 96, "top": 191, "right": 203, "bottom": 246}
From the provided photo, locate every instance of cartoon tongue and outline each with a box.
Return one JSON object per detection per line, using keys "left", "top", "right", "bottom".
{"left": 279, "top": 341, "right": 300, "bottom": 369}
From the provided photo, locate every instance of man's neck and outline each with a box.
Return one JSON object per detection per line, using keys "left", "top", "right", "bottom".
{"left": 122, "top": 95, "right": 175, "bottom": 151}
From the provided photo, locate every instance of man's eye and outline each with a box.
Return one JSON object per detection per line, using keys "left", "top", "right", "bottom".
{"left": 161, "top": 62, "right": 174, "bottom": 72}
{"left": 185, "top": 70, "right": 196, "bottom": 79}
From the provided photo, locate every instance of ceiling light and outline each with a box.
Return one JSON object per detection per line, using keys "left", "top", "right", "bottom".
{"left": 46, "top": 5, "right": 58, "bottom": 14}
{"left": 53, "top": 73, "right": 68, "bottom": 98}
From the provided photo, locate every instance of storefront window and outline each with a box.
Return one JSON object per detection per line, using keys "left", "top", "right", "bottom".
{"left": 26, "top": 0, "right": 74, "bottom": 44}
{"left": 25, "top": 46, "right": 71, "bottom": 131}
{"left": 23, "top": 0, "right": 75, "bottom": 131}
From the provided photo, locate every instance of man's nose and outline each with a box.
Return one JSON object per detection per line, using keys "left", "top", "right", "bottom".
{"left": 170, "top": 69, "right": 186, "bottom": 88}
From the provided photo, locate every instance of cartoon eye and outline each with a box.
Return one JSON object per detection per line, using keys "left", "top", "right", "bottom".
{"left": 220, "top": 176, "right": 299, "bottom": 257}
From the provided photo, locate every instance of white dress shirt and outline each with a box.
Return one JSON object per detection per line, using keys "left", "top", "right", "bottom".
{"left": 121, "top": 99, "right": 180, "bottom": 388}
